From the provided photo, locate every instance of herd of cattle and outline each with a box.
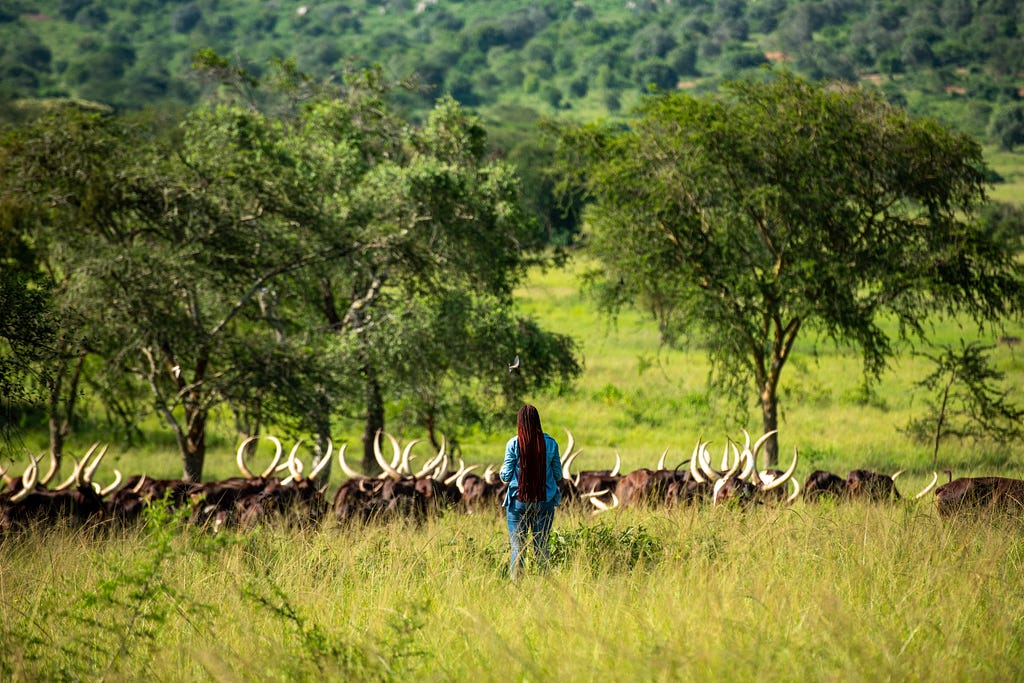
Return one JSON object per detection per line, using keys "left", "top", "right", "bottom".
{"left": 1, "top": 429, "right": 1023, "bottom": 532}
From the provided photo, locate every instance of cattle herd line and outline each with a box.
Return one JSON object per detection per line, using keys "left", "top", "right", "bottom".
{"left": 2, "top": 429, "right": 1023, "bottom": 533}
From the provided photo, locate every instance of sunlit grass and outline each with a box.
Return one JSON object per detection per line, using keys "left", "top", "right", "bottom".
{"left": 4, "top": 501, "right": 1024, "bottom": 681}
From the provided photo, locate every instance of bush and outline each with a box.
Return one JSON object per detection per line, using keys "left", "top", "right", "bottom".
{"left": 549, "top": 522, "right": 664, "bottom": 571}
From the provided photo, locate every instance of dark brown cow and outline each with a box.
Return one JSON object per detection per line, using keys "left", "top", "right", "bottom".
{"left": 1, "top": 483, "right": 106, "bottom": 530}
{"left": 934, "top": 477, "right": 1024, "bottom": 518}
{"left": 333, "top": 478, "right": 385, "bottom": 522}
{"left": 845, "top": 469, "right": 901, "bottom": 501}
{"left": 803, "top": 470, "right": 847, "bottom": 502}
{"left": 665, "top": 475, "right": 713, "bottom": 506}
{"left": 614, "top": 468, "right": 664, "bottom": 507}
{"left": 458, "top": 471, "right": 504, "bottom": 513}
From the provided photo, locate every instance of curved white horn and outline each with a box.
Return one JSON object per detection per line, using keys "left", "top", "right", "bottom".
{"left": 588, "top": 492, "right": 619, "bottom": 513}
{"left": 719, "top": 441, "right": 732, "bottom": 472}
{"left": 400, "top": 439, "right": 422, "bottom": 475}
{"left": 64, "top": 442, "right": 100, "bottom": 487}
{"left": 373, "top": 431, "right": 401, "bottom": 480}
{"left": 10, "top": 461, "right": 39, "bottom": 503}
{"left": 236, "top": 436, "right": 260, "bottom": 478}
{"left": 53, "top": 456, "right": 86, "bottom": 491}
{"left": 386, "top": 432, "right": 402, "bottom": 470}
{"left": 914, "top": 471, "right": 939, "bottom": 500}
{"left": 580, "top": 488, "right": 609, "bottom": 499}
{"left": 455, "top": 464, "right": 480, "bottom": 494}
{"left": 689, "top": 439, "right": 706, "bottom": 484}
{"left": 564, "top": 429, "right": 575, "bottom": 463}
{"left": 610, "top": 452, "right": 621, "bottom": 478}
{"left": 562, "top": 448, "right": 581, "bottom": 480}
{"left": 699, "top": 443, "right": 722, "bottom": 482}
{"left": 762, "top": 447, "right": 799, "bottom": 492}
{"left": 432, "top": 452, "right": 450, "bottom": 481}
{"left": 656, "top": 447, "right": 669, "bottom": 471}
{"left": 98, "top": 469, "right": 123, "bottom": 496}
{"left": 435, "top": 437, "right": 451, "bottom": 479}
{"left": 786, "top": 476, "right": 801, "bottom": 504}
{"left": 725, "top": 441, "right": 741, "bottom": 477}
{"left": 337, "top": 443, "right": 363, "bottom": 479}
{"left": 307, "top": 439, "right": 333, "bottom": 481}
{"left": 82, "top": 444, "right": 109, "bottom": 485}
{"left": 891, "top": 469, "right": 905, "bottom": 482}
{"left": 751, "top": 429, "right": 778, "bottom": 470}
{"left": 414, "top": 450, "right": 444, "bottom": 479}
{"left": 444, "top": 460, "right": 466, "bottom": 486}
{"left": 287, "top": 445, "right": 305, "bottom": 482}
{"left": 131, "top": 473, "right": 148, "bottom": 493}
{"left": 260, "top": 436, "right": 285, "bottom": 478}
{"left": 38, "top": 449, "right": 59, "bottom": 487}
{"left": 284, "top": 439, "right": 305, "bottom": 481}
{"left": 738, "top": 447, "right": 756, "bottom": 482}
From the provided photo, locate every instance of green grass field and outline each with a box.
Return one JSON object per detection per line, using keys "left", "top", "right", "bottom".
{"left": 2, "top": 149, "right": 1023, "bottom": 683}
{"left": 4, "top": 252, "right": 1024, "bottom": 681}
{"left": 3, "top": 498, "right": 1024, "bottom": 681}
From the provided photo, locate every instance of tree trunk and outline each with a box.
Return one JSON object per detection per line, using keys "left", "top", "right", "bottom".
{"left": 46, "top": 352, "right": 86, "bottom": 474}
{"left": 760, "top": 379, "right": 780, "bottom": 468}
{"left": 312, "top": 399, "right": 333, "bottom": 486}
{"left": 362, "top": 368, "right": 384, "bottom": 475}
{"left": 182, "top": 406, "right": 207, "bottom": 483}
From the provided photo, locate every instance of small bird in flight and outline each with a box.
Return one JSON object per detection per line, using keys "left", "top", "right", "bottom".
{"left": 508, "top": 355, "right": 520, "bottom": 373}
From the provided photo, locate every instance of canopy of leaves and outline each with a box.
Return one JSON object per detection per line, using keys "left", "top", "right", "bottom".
{"left": 0, "top": 60, "right": 579, "bottom": 475}
{"left": 554, "top": 72, "right": 1024, "bottom": 433}
{"left": 1, "top": 0, "right": 1021, "bottom": 148}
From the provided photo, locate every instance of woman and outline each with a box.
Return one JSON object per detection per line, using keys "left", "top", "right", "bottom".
{"left": 500, "top": 404, "right": 562, "bottom": 577}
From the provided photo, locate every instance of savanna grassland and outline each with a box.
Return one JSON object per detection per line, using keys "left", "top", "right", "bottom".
{"left": 3, "top": 492, "right": 1024, "bottom": 681}
{"left": 3, "top": 153, "right": 1024, "bottom": 682}
{"left": 3, "top": 249, "right": 1024, "bottom": 681}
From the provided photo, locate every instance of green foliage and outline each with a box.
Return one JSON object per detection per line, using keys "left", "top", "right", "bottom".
{"left": 553, "top": 72, "right": 1024, "bottom": 465}
{"left": 44, "top": 499, "right": 228, "bottom": 680}
{"left": 903, "top": 340, "right": 1024, "bottom": 468}
{"left": 548, "top": 521, "right": 664, "bottom": 572}
{"left": 2, "top": 0, "right": 1023, "bottom": 149}
{"left": 0, "top": 58, "right": 578, "bottom": 475}
{"left": 0, "top": 272, "right": 54, "bottom": 421}
{"left": 989, "top": 103, "right": 1024, "bottom": 151}
{"left": 240, "top": 578, "right": 405, "bottom": 680}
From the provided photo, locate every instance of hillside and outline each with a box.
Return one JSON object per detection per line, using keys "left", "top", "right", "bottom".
{"left": 3, "top": 0, "right": 1024, "bottom": 147}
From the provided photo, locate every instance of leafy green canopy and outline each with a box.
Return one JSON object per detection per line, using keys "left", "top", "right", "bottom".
{"left": 0, "top": 60, "right": 579, "bottom": 480}
{"left": 555, "top": 72, "right": 1024, "bottom": 464}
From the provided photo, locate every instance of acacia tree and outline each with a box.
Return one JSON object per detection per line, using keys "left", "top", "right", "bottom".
{"left": 554, "top": 73, "right": 1024, "bottom": 466}
{"left": 904, "top": 341, "right": 1024, "bottom": 469}
{"left": 2, "top": 59, "right": 579, "bottom": 480}
{"left": 0, "top": 106, "right": 340, "bottom": 482}
{"left": 186, "top": 56, "right": 575, "bottom": 471}
{"left": 0, "top": 107, "right": 131, "bottom": 467}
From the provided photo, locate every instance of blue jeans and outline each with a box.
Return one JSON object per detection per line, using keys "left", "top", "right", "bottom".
{"left": 506, "top": 499, "right": 556, "bottom": 577}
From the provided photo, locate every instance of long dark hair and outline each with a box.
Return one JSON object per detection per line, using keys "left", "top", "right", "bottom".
{"left": 516, "top": 404, "right": 547, "bottom": 502}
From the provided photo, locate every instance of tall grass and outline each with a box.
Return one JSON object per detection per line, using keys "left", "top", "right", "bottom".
{"left": 3, "top": 499, "right": 1024, "bottom": 681}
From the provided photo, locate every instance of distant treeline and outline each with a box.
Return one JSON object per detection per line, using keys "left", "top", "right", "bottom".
{"left": 2, "top": 0, "right": 1024, "bottom": 147}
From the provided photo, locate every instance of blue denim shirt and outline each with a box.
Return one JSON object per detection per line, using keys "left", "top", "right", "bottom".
{"left": 500, "top": 433, "right": 562, "bottom": 507}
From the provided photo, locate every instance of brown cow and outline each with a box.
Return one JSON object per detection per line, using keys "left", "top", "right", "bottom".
{"left": 934, "top": 476, "right": 1024, "bottom": 518}
{"left": 802, "top": 470, "right": 847, "bottom": 502}
{"left": 845, "top": 469, "right": 902, "bottom": 501}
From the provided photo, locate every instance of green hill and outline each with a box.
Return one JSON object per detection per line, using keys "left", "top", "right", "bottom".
{"left": 3, "top": 0, "right": 1024, "bottom": 147}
